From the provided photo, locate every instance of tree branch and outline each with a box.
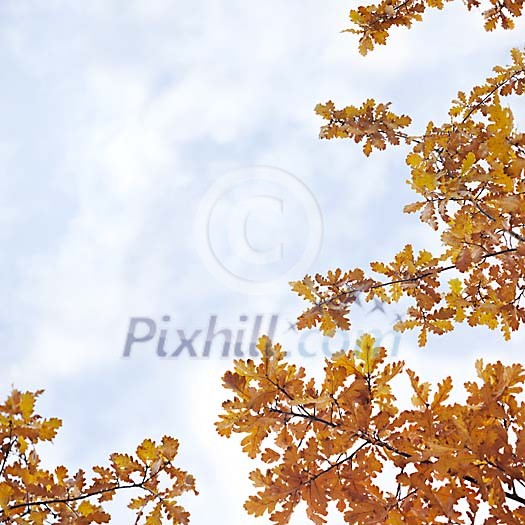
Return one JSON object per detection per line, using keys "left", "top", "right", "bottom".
{"left": 318, "top": 247, "right": 518, "bottom": 308}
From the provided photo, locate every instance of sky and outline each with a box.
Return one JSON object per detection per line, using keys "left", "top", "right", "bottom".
{"left": 0, "top": 1, "right": 525, "bottom": 523}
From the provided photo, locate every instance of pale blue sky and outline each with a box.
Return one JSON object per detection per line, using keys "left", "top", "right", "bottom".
{"left": 1, "top": 2, "right": 525, "bottom": 523}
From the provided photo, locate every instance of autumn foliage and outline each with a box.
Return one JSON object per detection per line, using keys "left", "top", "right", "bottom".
{"left": 347, "top": 0, "right": 525, "bottom": 55}
{"left": 217, "top": 2, "right": 525, "bottom": 525}
{"left": 295, "top": 45, "right": 525, "bottom": 346}
{"left": 218, "top": 335, "right": 525, "bottom": 524}
{"left": 0, "top": 389, "right": 196, "bottom": 524}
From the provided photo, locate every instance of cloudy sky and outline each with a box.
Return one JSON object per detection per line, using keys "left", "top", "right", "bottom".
{"left": 1, "top": 1, "right": 525, "bottom": 523}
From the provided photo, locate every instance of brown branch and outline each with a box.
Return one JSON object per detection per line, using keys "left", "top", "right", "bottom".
{"left": 268, "top": 407, "right": 338, "bottom": 428}
{"left": 461, "top": 68, "right": 525, "bottom": 123}
{"left": 0, "top": 422, "right": 14, "bottom": 478}
{"left": 471, "top": 200, "right": 525, "bottom": 243}
{"left": 269, "top": 407, "right": 525, "bottom": 509}
{"left": 6, "top": 480, "right": 148, "bottom": 512}
{"left": 318, "top": 247, "right": 518, "bottom": 308}
{"left": 1, "top": 465, "right": 167, "bottom": 520}
{"left": 505, "top": 490, "right": 525, "bottom": 505}
{"left": 307, "top": 439, "right": 368, "bottom": 484}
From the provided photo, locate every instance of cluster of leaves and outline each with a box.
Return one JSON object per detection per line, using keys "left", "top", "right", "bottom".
{"left": 217, "top": 334, "right": 525, "bottom": 524}
{"left": 346, "top": 0, "right": 525, "bottom": 55}
{"left": 315, "top": 99, "right": 412, "bottom": 156}
{"left": 0, "top": 389, "right": 197, "bottom": 524}
{"left": 296, "top": 47, "right": 525, "bottom": 345}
